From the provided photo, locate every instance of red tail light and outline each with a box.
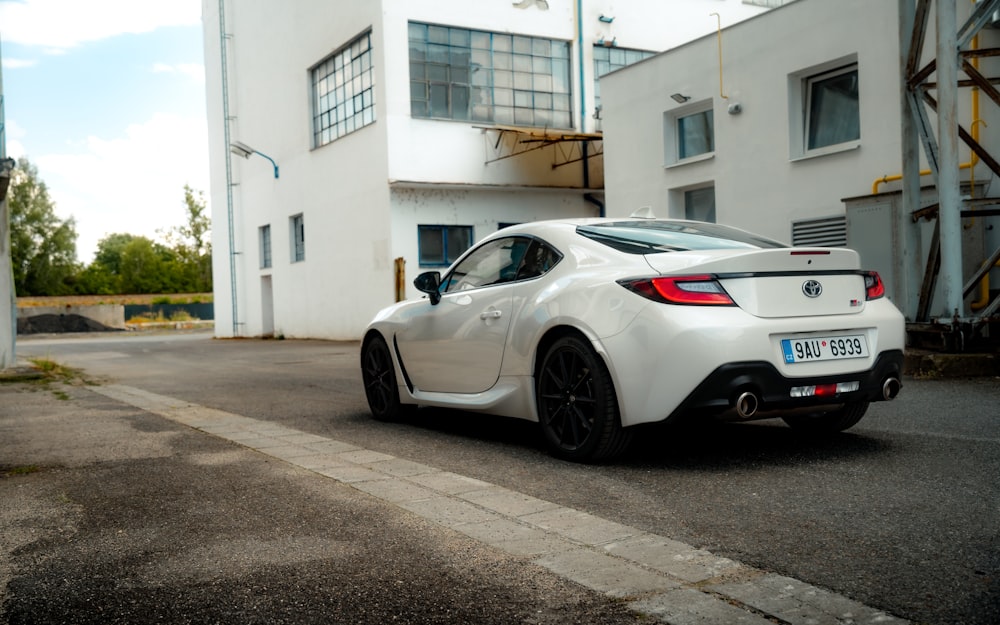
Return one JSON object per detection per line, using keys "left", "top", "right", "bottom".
{"left": 619, "top": 275, "right": 735, "bottom": 306}
{"left": 864, "top": 271, "right": 885, "bottom": 301}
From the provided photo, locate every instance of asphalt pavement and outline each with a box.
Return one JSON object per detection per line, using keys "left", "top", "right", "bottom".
{"left": 1, "top": 330, "right": 996, "bottom": 624}
{"left": 1, "top": 363, "right": 645, "bottom": 625}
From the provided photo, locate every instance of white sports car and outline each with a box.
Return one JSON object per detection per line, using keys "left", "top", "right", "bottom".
{"left": 361, "top": 217, "right": 905, "bottom": 462}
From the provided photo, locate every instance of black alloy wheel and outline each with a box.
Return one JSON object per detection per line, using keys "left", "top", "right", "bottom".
{"left": 361, "top": 334, "right": 406, "bottom": 421}
{"left": 536, "top": 335, "right": 632, "bottom": 462}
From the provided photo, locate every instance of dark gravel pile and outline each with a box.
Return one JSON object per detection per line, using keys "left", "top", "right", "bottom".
{"left": 16, "top": 313, "right": 119, "bottom": 334}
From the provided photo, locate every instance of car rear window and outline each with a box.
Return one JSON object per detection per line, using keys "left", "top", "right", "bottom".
{"left": 576, "top": 221, "right": 787, "bottom": 254}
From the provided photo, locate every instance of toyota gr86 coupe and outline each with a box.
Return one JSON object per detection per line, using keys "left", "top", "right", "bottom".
{"left": 361, "top": 217, "right": 905, "bottom": 462}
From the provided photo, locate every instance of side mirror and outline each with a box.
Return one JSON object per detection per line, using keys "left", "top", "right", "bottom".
{"left": 414, "top": 271, "right": 442, "bottom": 305}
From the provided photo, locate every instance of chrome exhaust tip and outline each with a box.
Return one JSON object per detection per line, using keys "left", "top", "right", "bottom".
{"left": 735, "top": 391, "right": 759, "bottom": 419}
{"left": 882, "top": 377, "right": 901, "bottom": 401}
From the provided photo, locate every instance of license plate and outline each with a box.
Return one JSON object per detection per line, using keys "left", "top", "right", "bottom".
{"left": 781, "top": 334, "right": 869, "bottom": 364}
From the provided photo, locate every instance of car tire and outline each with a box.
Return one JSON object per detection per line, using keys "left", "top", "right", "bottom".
{"left": 781, "top": 400, "right": 870, "bottom": 434}
{"left": 361, "top": 334, "right": 411, "bottom": 422}
{"left": 536, "top": 335, "right": 632, "bottom": 462}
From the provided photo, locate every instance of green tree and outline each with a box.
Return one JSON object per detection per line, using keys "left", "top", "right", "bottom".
{"left": 73, "top": 186, "right": 212, "bottom": 296}
{"left": 119, "top": 236, "right": 176, "bottom": 294}
{"left": 73, "top": 232, "right": 138, "bottom": 294}
{"left": 161, "top": 185, "right": 212, "bottom": 292}
{"left": 8, "top": 157, "right": 78, "bottom": 295}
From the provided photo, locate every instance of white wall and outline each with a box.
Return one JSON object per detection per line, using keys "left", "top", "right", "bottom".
{"left": 602, "top": 0, "right": 1000, "bottom": 243}
{"left": 389, "top": 185, "right": 602, "bottom": 299}
{"left": 204, "top": 0, "right": 393, "bottom": 339}
{"left": 203, "top": 0, "right": 773, "bottom": 339}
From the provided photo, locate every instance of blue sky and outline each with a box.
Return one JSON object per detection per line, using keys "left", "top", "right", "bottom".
{"left": 1, "top": 0, "right": 208, "bottom": 263}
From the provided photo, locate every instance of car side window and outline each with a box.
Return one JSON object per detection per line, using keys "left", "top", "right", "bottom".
{"left": 515, "top": 240, "right": 561, "bottom": 280}
{"left": 442, "top": 236, "right": 562, "bottom": 293}
{"left": 443, "top": 238, "right": 516, "bottom": 293}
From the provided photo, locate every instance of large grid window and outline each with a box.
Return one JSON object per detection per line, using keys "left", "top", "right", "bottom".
{"left": 418, "top": 225, "right": 473, "bottom": 267}
{"left": 312, "top": 31, "right": 375, "bottom": 148}
{"left": 408, "top": 22, "right": 572, "bottom": 128}
{"left": 593, "top": 46, "right": 654, "bottom": 115}
{"left": 290, "top": 214, "right": 305, "bottom": 263}
{"left": 259, "top": 225, "right": 272, "bottom": 269}
{"left": 805, "top": 64, "right": 859, "bottom": 151}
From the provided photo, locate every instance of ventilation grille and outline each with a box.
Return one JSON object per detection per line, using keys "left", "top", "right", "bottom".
{"left": 792, "top": 215, "right": 847, "bottom": 247}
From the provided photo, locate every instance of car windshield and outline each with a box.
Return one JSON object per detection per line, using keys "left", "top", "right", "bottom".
{"left": 576, "top": 221, "right": 787, "bottom": 254}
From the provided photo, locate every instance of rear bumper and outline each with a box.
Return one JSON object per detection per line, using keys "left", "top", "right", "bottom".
{"left": 669, "top": 350, "right": 905, "bottom": 420}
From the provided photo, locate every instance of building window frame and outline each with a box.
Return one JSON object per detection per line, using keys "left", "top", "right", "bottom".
{"left": 408, "top": 22, "right": 572, "bottom": 129}
{"left": 311, "top": 30, "right": 376, "bottom": 148}
{"left": 290, "top": 214, "right": 305, "bottom": 263}
{"left": 259, "top": 224, "right": 272, "bottom": 269}
{"left": 683, "top": 184, "right": 716, "bottom": 223}
{"left": 418, "top": 224, "right": 473, "bottom": 267}
{"left": 789, "top": 55, "right": 860, "bottom": 160}
{"left": 663, "top": 99, "right": 715, "bottom": 167}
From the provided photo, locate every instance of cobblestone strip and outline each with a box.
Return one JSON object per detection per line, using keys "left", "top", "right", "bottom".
{"left": 92, "top": 384, "right": 909, "bottom": 625}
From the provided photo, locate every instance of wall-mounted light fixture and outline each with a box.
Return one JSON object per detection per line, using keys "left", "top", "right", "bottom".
{"left": 598, "top": 14, "right": 614, "bottom": 23}
{"left": 230, "top": 141, "right": 279, "bottom": 179}
{"left": 670, "top": 93, "right": 690, "bottom": 104}
{"left": 596, "top": 36, "right": 617, "bottom": 47}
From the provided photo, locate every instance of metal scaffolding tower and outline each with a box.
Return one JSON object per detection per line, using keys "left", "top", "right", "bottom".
{"left": 900, "top": 0, "right": 1000, "bottom": 350}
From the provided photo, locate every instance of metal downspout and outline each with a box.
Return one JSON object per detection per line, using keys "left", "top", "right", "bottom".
{"left": 219, "top": 0, "right": 240, "bottom": 336}
{"left": 575, "top": 0, "right": 590, "bottom": 189}
{"left": 584, "top": 192, "right": 604, "bottom": 218}
{"left": 576, "top": 0, "right": 586, "bottom": 132}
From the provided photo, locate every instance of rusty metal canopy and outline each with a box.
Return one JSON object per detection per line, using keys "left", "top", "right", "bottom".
{"left": 475, "top": 124, "right": 603, "bottom": 169}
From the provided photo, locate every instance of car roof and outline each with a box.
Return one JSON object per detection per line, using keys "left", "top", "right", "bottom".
{"left": 488, "top": 218, "right": 785, "bottom": 249}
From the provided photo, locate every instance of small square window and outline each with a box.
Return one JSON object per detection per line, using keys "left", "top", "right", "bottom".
{"left": 678, "top": 109, "right": 714, "bottom": 160}
{"left": 663, "top": 101, "right": 714, "bottom": 166}
{"left": 418, "top": 225, "right": 473, "bottom": 266}
{"left": 290, "top": 214, "right": 305, "bottom": 263}
{"left": 806, "top": 65, "right": 859, "bottom": 151}
{"left": 684, "top": 186, "right": 716, "bottom": 223}
{"left": 788, "top": 57, "right": 860, "bottom": 159}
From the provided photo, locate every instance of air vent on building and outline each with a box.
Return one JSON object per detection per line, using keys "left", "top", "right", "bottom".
{"left": 791, "top": 215, "right": 847, "bottom": 247}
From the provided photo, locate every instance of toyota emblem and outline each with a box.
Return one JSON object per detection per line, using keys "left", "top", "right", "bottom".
{"left": 802, "top": 280, "right": 823, "bottom": 298}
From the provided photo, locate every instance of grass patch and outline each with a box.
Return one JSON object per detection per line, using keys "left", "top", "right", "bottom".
{"left": 127, "top": 310, "right": 198, "bottom": 325}
{"left": 27, "top": 357, "right": 97, "bottom": 389}
{"left": 1, "top": 465, "right": 42, "bottom": 478}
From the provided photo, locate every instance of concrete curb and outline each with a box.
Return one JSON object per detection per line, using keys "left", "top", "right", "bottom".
{"left": 904, "top": 350, "right": 1000, "bottom": 378}
{"left": 90, "top": 382, "right": 911, "bottom": 625}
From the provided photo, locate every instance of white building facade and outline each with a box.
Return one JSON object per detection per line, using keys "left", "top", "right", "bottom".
{"left": 202, "top": 0, "right": 773, "bottom": 339}
{"left": 600, "top": 0, "right": 1000, "bottom": 318}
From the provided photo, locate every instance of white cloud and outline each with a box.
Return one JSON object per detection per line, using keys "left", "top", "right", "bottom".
{"left": 5, "top": 139, "right": 25, "bottom": 159}
{"left": 3, "top": 120, "right": 26, "bottom": 159}
{"left": 1, "top": 58, "right": 38, "bottom": 69}
{"left": 153, "top": 62, "right": 205, "bottom": 84}
{"left": 0, "top": 0, "right": 201, "bottom": 50}
{"left": 34, "top": 113, "right": 210, "bottom": 263}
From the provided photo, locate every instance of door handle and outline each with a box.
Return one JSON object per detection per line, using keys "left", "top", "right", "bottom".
{"left": 480, "top": 309, "right": 503, "bottom": 320}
